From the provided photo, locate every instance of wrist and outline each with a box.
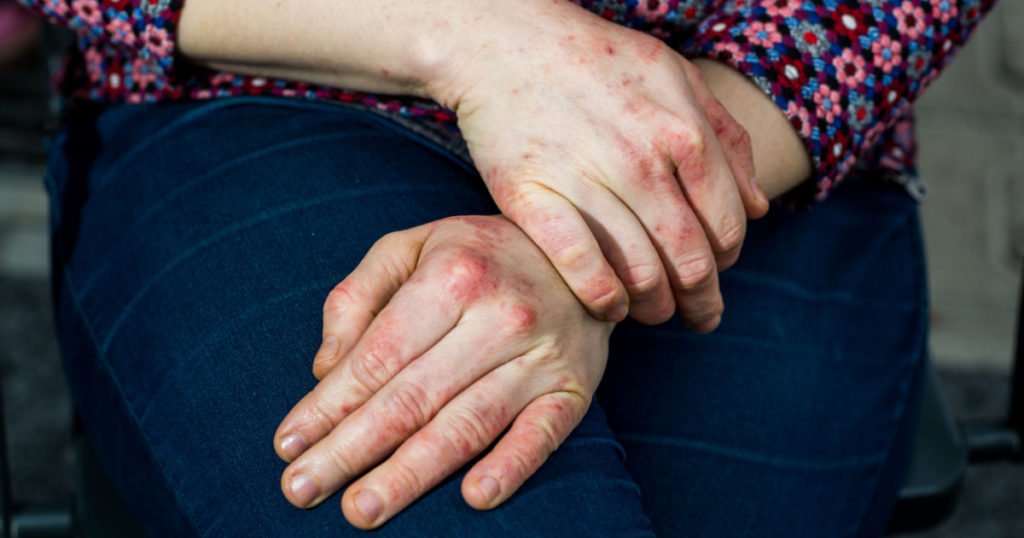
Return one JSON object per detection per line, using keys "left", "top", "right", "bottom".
{"left": 692, "top": 58, "right": 811, "bottom": 199}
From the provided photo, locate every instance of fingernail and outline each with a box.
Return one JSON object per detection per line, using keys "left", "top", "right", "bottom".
{"left": 279, "top": 433, "right": 308, "bottom": 461}
{"left": 750, "top": 177, "right": 767, "bottom": 205}
{"left": 289, "top": 473, "right": 320, "bottom": 507}
{"left": 354, "top": 489, "right": 384, "bottom": 523}
{"left": 477, "top": 476, "right": 500, "bottom": 504}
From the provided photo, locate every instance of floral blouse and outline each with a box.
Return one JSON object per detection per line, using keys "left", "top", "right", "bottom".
{"left": 18, "top": 0, "right": 994, "bottom": 204}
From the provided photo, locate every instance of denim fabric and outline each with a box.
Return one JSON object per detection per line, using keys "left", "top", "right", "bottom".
{"left": 45, "top": 97, "right": 927, "bottom": 537}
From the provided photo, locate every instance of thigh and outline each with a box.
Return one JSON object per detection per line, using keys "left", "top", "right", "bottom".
{"left": 47, "top": 98, "right": 654, "bottom": 537}
{"left": 598, "top": 177, "right": 928, "bottom": 538}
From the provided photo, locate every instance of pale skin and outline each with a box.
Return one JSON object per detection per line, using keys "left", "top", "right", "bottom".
{"left": 178, "top": 0, "right": 811, "bottom": 530}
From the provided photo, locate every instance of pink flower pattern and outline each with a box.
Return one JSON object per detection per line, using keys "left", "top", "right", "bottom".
{"left": 17, "top": 0, "right": 997, "bottom": 205}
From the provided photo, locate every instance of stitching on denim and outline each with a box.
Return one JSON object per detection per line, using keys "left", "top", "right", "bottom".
{"left": 728, "top": 213, "right": 923, "bottom": 310}
{"left": 616, "top": 324, "right": 922, "bottom": 361}
{"left": 614, "top": 432, "right": 888, "bottom": 471}
{"left": 97, "top": 186, "right": 476, "bottom": 355}
{"left": 88, "top": 99, "right": 295, "bottom": 194}
{"left": 63, "top": 267, "right": 205, "bottom": 537}
{"left": 76, "top": 129, "right": 392, "bottom": 296}
{"left": 134, "top": 277, "right": 336, "bottom": 424}
{"left": 844, "top": 242, "right": 929, "bottom": 538}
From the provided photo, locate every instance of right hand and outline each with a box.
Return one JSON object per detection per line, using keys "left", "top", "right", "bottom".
{"left": 426, "top": 0, "right": 769, "bottom": 330}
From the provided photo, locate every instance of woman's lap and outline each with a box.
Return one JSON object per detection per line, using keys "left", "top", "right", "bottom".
{"left": 46, "top": 97, "right": 926, "bottom": 537}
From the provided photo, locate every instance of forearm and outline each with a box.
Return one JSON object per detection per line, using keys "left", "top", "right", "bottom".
{"left": 177, "top": 0, "right": 467, "bottom": 100}
{"left": 693, "top": 59, "right": 811, "bottom": 200}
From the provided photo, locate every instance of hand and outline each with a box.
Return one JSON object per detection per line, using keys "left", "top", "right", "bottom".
{"left": 428, "top": 0, "right": 769, "bottom": 330}
{"left": 274, "top": 216, "right": 613, "bottom": 529}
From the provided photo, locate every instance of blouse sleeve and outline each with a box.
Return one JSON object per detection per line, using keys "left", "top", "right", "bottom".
{"left": 16, "top": 0, "right": 185, "bottom": 99}
{"left": 687, "top": 0, "right": 996, "bottom": 202}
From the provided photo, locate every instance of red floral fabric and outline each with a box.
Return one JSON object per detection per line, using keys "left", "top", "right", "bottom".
{"left": 17, "top": 0, "right": 996, "bottom": 203}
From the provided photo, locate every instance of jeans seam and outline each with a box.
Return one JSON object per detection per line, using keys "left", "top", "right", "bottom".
{"left": 62, "top": 266, "right": 205, "bottom": 537}
{"left": 75, "top": 128, "right": 394, "bottom": 296}
{"left": 844, "top": 213, "right": 930, "bottom": 538}
{"left": 96, "top": 185, "right": 469, "bottom": 355}
{"left": 134, "top": 277, "right": 336, "bottom": 424}
{"left": 614, "top": 433, "right": 889, "bottom": 471}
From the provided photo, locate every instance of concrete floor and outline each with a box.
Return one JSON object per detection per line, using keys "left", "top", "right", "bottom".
{"left": 2, "top": 5, "right": 1023, "bottom": 536}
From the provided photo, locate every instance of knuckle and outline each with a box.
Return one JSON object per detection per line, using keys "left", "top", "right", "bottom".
{"left": 380, "top": 382, "right": 434, "bottom": 434}
{"left": 623, "top": 263, "right": 664, "bottom": 297}
{"left": 322, "top": 440, "right": 358, "bottom": 478}
{"left": 687, "top": 299, "right": 724, "bottom": 325}
{"left": 307, "top": 394, "right": 342, "bottom": 434}
{"left": 671, "top": 127, "right": 710, "bottom": 183}
{"left": 496, "top": 180, "right": 542, "bottom": 217}
{"left": 351, "top": 347, "right": 398, "bottom": 392}
{"left": 548, "top": 240, "right": 593, "bottom": 274}
{"left": 579, "top": 279, "right": 626, "bottom": 319}
{"left": 715, "top": 217, "right": 746, "bottom": 253}
{"left": 529, "top": 414, "right": 563, "bottom": 456}
{"left": 442, "top": 405, "right": 499, "bottom": 460}
{"left": 387, "top": 458, "right": 426, "bottom": 496}
{"left": 372, "top": 231, "right": 404, "bottom": 252}
{"left": 439, "top": 249, "right": 493, "bottom": 300}
{"left": 324, "top": 280, "right": 357, "bottom": 315}
{"left": 675, "top": 253, "right": 715, "bottom": 289}
{"left": 502, "top": 302, "right": 538, "bottom": 335}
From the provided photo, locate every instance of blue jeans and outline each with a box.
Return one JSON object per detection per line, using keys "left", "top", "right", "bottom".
{"left": 45, "top": 97, "right": 927, "bottom": 537}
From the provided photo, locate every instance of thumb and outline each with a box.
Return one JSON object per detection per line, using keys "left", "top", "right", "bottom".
{"left": 312, "top": 224, "right": 433, "bottom": 379}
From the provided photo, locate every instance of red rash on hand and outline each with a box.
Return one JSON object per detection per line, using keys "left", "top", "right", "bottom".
{"left": 507, "top": 303, "right": 538, "bottom": 333}
{"left": 443, "top": 251, "right": 498, "bottom": 302}
{"left": 664, "top": 129, "right": 708, "bottom": 188}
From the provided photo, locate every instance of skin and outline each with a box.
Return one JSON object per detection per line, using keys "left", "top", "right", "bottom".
{"left": 179, "top": 0, "right": 770, "bottom": 330}
{"left": 180, "top": 0, "right": 812, "bottom": 529}
{"left": 272, "top": 59, "right": 811, "bottom": 529}
{"left": 274, "top": 216, "right": 613, "bottom": 529}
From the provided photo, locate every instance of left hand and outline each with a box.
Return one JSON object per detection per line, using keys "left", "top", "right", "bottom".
{"left": 273, "top": 216, "right": 614, "bottom": 529}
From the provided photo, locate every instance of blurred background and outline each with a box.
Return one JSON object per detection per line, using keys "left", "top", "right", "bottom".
{"left": 0, "top": 2, "right": 1022, "bottom": 537}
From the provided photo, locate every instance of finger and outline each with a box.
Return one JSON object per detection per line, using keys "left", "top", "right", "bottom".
{"left": 497, "top": 181, "right": 629, "bottom": 322}
{"left": 667, "top": 119, "right": 748, "bottom": 271}
{"left": 275, "top": 264, "right": 465, "bottom": 462}
{"left": 692, "top": 84, "right": 768, "bottom": 220}
{"left": 610, "top": 162, "right": 724, "bottom": 330}
{"left": 314, "top": 229, "right": 433, "bottom": 380}
{"left": 567, "top": 182, "right": 675, "bottom": 325}
{"left": 461, "top": 391, "right": 589, "bottom": 510}
{"left": 339, "top": 360, "right": 538, "bottom": 529}
{"left": 280, "top": 315, "right": 525, "bottom": 510}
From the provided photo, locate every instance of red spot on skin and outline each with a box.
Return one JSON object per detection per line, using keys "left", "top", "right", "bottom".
{"left": 637, "top": 74, "right": 646, "bottom": 83}
{"left": 621, "top": 76, "right": 632, "bottom": 87}
{"left": 338, "top": 401, "right": 358, "bottom": 416}
{"left": 664, "top": 128, "right": 708, "bottom": 188}
{"left": 635, "top": 37, "right": 663, "bottom": 65}
{"left": 508, "top": 304, "right": 538, "bottom": 333}
{"left": 444, "top": 251, "right": 497, "bottom": 302}
{"left": 582, "top": 274, "right": 616, "bottom": 307}
{"left": 605, "top": 45, "right": 616, "bottom": 55}
{"left": 623, "top": 101, "right": 641, "bottom": 115}
{"left": 566, "top": 34, "right": 576, "bottom": 41}
{"left": 379, "top": 69, "right": 391, "bottom": 77}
